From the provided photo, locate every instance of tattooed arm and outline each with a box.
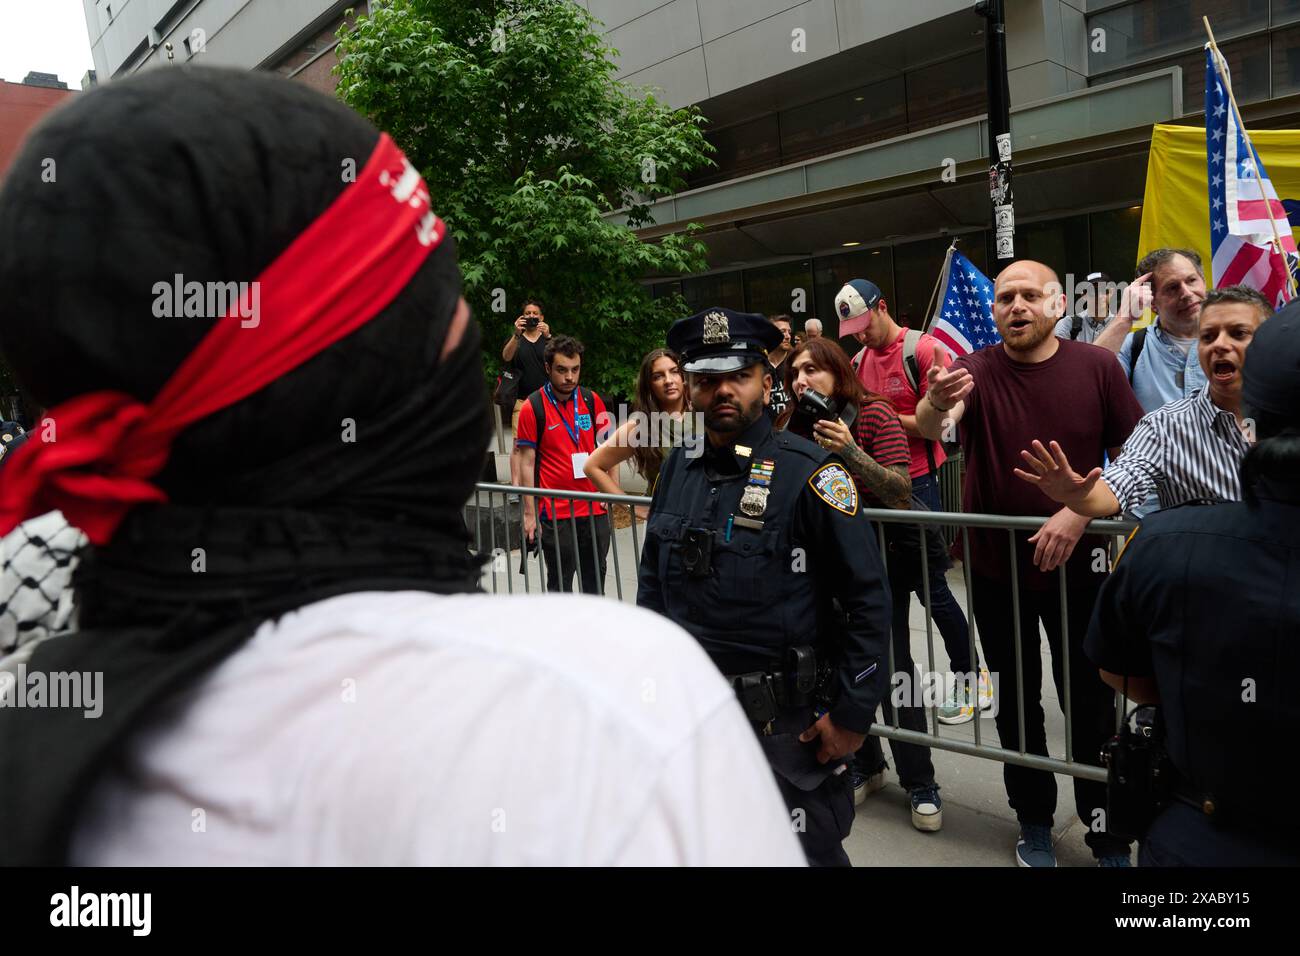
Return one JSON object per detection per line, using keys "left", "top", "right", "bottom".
{"left": 811, "top": 418, "right": 912, "bottom": 510}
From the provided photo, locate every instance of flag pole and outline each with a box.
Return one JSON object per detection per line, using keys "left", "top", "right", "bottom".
{"left": 1204, "top": 16, "right": 1299, "bottom": 298}
{"left": 920, "top": 241, "right": 957, "bottom": 334}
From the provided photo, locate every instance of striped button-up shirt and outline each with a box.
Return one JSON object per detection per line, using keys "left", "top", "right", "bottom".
{"left": 1102, "top": 386, "right": 1251, "bottom": 513}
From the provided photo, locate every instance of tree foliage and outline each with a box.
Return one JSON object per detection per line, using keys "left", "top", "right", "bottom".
{"left": 334, "top": 0, "right": 713, "bottom": 394}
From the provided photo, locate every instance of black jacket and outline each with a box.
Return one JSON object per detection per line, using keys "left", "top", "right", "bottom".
{"left": 637, "top": 414, "right": 891, "bottom": 733}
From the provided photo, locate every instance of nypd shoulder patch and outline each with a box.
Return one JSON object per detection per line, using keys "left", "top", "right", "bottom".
{"left": 808, "top": 463, "right": 858, "bottom": 516}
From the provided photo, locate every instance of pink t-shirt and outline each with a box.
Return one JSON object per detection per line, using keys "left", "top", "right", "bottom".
{"left": 854, "top": 329, "right": 951, "bottom": 479}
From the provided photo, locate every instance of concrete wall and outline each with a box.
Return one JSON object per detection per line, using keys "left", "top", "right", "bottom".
{"left": 82, "top": 0, "right": 1089, "bottom": 106}
{"left": 1005, "top": 0, "right": 1090, "bottom": 103}
{"left": 579, "top": 0, "right": 980, "bottom": 107}
{"left": 83, "top": 0, "right": 357, "bottom": 78}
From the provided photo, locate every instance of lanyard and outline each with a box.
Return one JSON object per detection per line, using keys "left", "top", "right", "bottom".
{"left": 543, "top": 383, "right": 583, "bottom": 448}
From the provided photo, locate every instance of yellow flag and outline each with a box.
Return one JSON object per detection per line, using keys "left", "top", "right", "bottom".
{"left": 1138, "top": 123, "right": 1300, "bottom": 315}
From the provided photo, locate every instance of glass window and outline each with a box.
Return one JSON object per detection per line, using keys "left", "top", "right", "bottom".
{"left": 1094, "top": 32, "right": 1270, "bottom": 107}
{"left": 1272, "top": 23, "right": 1300, "bottom": 96}
{"left": 1012, "top": 215, "right": 1091, "bottom": 284}
{"left": 905, "top": 51, "right": 987, "bottom": 133}
{"left": 812, "top": 248, "right": 894, "bottom": 341}
{"left": 650, "top": 280, "right": 683, "bottom": 301}
{"left": 892, "top": 237, "right": 962, "bottom": 330}
{"left": 1276, "top": 0, "right": 1300, "bottom": 27}
{"left": 1090, "top": 206, "right": 1145, "bottom": 280}
{"left": 681, "top": 271, "right": 744, "bottom": 313}
{"left": 1087, "top": 0, "right": 1267, "bottom": 74}
{"left": 689, "top": 115, "right": 781, "bottom": 188}
{"left": 742, "top": 260, "right": 814, "bottom": 319}
{"left": 778, "top": 77, "right": 908, "bottom": 165}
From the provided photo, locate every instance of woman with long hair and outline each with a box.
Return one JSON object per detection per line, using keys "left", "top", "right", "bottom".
{"left": 776, "top": 337, "right": 946, "bottom": 833}
{"left": 584, "top": 348, "right": 692, "bottom": 519}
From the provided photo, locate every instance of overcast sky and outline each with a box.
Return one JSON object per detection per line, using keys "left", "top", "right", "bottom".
{"left": 0, "top": 0, "right": 95, "bottom": 87}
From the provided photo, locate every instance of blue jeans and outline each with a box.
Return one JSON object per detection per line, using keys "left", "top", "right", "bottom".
{"left": 910, "top": 473, "right": 976, "bottom": 675}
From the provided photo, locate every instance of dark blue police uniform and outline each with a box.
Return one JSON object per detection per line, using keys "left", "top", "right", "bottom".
{"left": 1085, "top": 304, "right": 1300, "bottom": 866}
{"left": 637, "top": 307, "right": 892, "bottom": 867}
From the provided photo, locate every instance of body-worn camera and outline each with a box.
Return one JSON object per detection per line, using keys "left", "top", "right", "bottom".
{"left": 1103, "top": 704, "right": 1173, "bottom": 840}
{"left": 681, "top": 527, "right": 714, "bottom": 578}
{"left": 786, "top": 388, "right": 837, "bottom": 440}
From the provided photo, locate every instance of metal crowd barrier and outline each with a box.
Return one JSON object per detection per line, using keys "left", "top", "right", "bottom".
{"left": 465, "top": 482, "right": 1138, "bottom": 784}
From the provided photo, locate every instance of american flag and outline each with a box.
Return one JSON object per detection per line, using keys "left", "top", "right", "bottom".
{"left": 927, "top": 247, "right": 1001, "bottom": 357}
{"left": 1205, "top": 44, "right": 1296, "bottom": 306}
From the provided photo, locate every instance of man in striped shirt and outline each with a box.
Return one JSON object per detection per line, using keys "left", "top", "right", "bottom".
{"left": 1014, "top": 286, "right": 1270, "bottom": 516}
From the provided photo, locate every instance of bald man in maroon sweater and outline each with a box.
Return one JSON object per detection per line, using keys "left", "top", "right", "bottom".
{"left": 916, "top": 260, "right": 1144, "bottom": 868}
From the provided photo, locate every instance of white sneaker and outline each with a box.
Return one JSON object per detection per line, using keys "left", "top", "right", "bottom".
{"left": 852, "top": 769, "right": 886, "bottom": 806}
{"left": 937, "top": 675, "right": 975, "bottom": 725}
{"left": 978, "top": 668, "right": 994, "bottom": 711}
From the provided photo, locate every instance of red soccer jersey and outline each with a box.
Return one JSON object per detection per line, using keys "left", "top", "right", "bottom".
{"left": 515, "top": 385, "right": 608, "bottom": 520}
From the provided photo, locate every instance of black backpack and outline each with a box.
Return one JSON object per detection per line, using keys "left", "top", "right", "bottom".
{"left": 1127, "top": 327, "right": 1148, "bottom": 386}
{"left": 851, "top": 328, "right": 940, "bottom": 475}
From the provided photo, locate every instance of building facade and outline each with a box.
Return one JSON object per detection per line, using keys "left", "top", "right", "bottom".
{"left": 0, "top": 73, "right": 76, "bottom": 180}
{"left": 81, "top": 0, "right": 367, "bottom": 96}
{"left": 80, "top": 0, "right": 1300, "bottom": 332}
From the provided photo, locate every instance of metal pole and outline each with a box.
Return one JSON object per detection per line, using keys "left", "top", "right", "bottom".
{"left": 1009, "top": 530, "right": 1027, "bottom": 755}
{"left": 917, "top": 524, "right": 939, "bottom": 738}
{"left": 606, "top": 508, "right": 623, "bottom": 601}
{"left": 962, "top": 528, "right": 981, "bottom": 748}
{"left": 977, "top": 0, "right": 1015, "bottom": 265}
{"left": 488, "top": 489, "right": 498, "bottom": 594}
{"left": 878, "top": 523, "right": 899, "bottom": 730}
{"left": 1059, "top": 563, "right": 1073, "bottom": 763}
{"left": 501, "top": 486, "right": 514, "bottom": 595}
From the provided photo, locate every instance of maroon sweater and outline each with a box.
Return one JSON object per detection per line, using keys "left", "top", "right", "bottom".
{"left": 953, "top": 340, "right": 1143, "bottom": 589}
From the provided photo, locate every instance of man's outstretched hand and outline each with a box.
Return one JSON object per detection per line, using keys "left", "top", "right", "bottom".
{"left": 1014, "top": 439, "right": 1102, "bottom": 505}
{"left": 925, "top": 364, "right": 973, "bottom": 410}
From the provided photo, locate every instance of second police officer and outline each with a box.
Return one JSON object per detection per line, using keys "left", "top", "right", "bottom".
{"left": 637, "top": 307, "right": 893, "bottom": 866}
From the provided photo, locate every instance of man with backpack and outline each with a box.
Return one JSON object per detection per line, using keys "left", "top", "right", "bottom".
{"left": 837, "top": 279, "right": 991, "bottom": 728}
{"left": 513, "top": 335, "right": 612, "bottom": 594}
{"left": 1093, "top": 249, "right": 1206, "bottom": 414}
{"left": 1053, "top": 271, "right": 1115, "bottom": 344}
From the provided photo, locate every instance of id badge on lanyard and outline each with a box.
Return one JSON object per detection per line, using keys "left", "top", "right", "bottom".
{"left": 545, "top": 385, "right": 590, "bottom": 478}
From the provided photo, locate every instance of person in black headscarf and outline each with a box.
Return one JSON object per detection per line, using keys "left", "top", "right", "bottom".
{"left": 0, "top": 67, "right": 803, "bottom": 866}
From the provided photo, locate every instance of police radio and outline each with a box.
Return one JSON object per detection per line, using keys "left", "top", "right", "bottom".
{"left": 1102, "top": 703, "right": 1173, "bottom": 840}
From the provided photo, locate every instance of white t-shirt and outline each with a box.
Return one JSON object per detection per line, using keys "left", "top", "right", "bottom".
{"left": 70, "top": 591, "right": 805, "bottom": 866}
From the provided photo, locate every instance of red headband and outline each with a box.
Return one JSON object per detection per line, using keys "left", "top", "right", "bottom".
{"left": 0, "top": 134, "right": 445, "bottom": 546}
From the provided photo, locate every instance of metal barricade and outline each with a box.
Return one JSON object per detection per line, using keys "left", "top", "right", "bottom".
{"left": 465, "top": 482, "right": 1138, "bottom": 784}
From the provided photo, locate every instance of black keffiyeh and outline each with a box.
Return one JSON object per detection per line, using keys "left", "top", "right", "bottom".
{"left": 0, "top": 67, "right": 492, "bottom": 864}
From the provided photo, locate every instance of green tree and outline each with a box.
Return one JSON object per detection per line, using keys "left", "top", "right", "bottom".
{"left": 334, "top": 0, "right": 712, "bottom": 395}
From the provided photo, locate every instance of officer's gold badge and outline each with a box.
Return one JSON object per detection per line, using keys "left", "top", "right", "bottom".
{"left": 702, "top": 310, "right": 729, "bottom": 344}
{"left": 809, "top": 463, "right": 858, "bottom": 516}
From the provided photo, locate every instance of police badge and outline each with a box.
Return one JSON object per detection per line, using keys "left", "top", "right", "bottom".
{"left": 740, "top": 459, "right": 774, "bottom": 516}
{"left": 740, "top": 485, "right": 769, "bottom": 517}
{"left": 703, "top": 310, "right": 730, "bottom": 345}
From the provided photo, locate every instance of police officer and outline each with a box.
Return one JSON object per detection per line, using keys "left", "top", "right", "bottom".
{"left": 637, "top": 307, "right": 892, "bottom": 867}
{"left": 1085, "top": 299, "right": 1300, "bottom": 866}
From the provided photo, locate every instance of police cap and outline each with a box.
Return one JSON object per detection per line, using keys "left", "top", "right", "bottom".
{"left": 666, "top": 307, "right": 783, "bottom": 374}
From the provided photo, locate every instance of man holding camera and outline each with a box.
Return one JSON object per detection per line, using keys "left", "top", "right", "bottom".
{"left": 502, "top": 299, "right": 551, "bottom": 488}
{"left": 637, "top": 307, "right": 892, "bottom": 866}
